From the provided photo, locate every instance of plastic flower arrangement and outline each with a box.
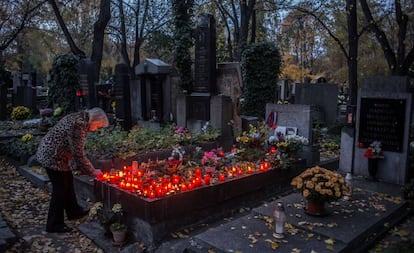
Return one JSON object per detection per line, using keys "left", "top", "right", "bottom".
{"left": 165, "top": 146, "right": 186, "bottom": 174}
{"left": 291, "top": 166, "right": 350, "bottom": 203}
{"left": 273, "top": 134, "right": 308, "bottom": 156}
{"left": 235, "top": 122, "right": 267, "bottom": 149}
{"left": 171, "top": 146, "right": 186, "bottom": 161}
{"left": 363, "top": 141, "right": 384, "bottom": 159}
{"left": 173, "top": 125, "right": 194, "bottom": 144}
{"left": 285, "top": 135, "right": 309, "bottom": 152}
{"left": 202, "top": 151, "right": 218, "bottom": 167}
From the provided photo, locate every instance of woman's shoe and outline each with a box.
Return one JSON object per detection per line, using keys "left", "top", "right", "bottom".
{"left": 68, "top": 208, "right": 89, "bottom": 220}
{"left": 46, "top": 224, "right": 73, "bottom": 233}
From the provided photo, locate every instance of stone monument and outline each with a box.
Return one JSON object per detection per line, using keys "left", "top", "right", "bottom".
{"left": 78, "top": 59, "right": 98, "bottom": 109}
{"left": 134, "top": 58, "right": 173, "bottom": 125}
{"left": 265, "top": 103, "right": 320, "bottom": 166}
{"left": 294, "top": 83, "right": 339, "bottom": 125}
{"left": 339, "top": 76, "right": 413, "bottom": 185}
{"left": 194, "top": 13, "right": 216, "bottom": 94}
{"left": 114, "top": 63, "right": 132, "bottom": 130}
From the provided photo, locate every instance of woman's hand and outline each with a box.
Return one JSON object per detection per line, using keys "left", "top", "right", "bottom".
{"left": 92, "top": 169, "right": 103, "bottom": 178}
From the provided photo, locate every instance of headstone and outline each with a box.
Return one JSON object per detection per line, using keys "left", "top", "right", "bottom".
{"left": 176, "top": 94, "right": 187, "bottom": 127}
{"left": 194, "top": 13, "right": 216, "bottom": 93}
{"left": 294, "top": 83, "right": 339, "bottom": 125}
{"left": 114, "top": 63, "right": 132, "bottom": 130}
{"left": 187, "top": 93, "right": 211, "bottom": 121}
{"left": 265, "top": 103, "right": 315, "bottom": 143}
{"left": 0, "top": 82, "right": 6, "bottom": 119}
{"left": 14, "top": 86, "right": 36, "bottom": 110}
{"left": 266, "top": 103, "right": 320, "bottom": 165}
{"left": 340, "top": 76, "right": 413, "bottom": 185}
{"left": 78, "top": 59, "right": 98, "bottom": 109}
{"left": 276, "top": 79, "right": 290, "bottom": 102}
{"left": 134, "top": 59, "right": 172, "bottom": 124}
{"left": 210, "top": 95, "right": 233, "bottom": 148}
{"left": 241, "top": 115, "right": 258, "bottom": 132}
{"left": 216, "top": 62, "right": 242, "bottom": 137}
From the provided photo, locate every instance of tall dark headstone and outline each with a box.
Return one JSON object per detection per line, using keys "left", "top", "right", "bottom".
{"left": 194, "top": 13, "right": 216, "bottom": 94}
{"left": 15, "top": 86, "right": 36, "bottom": 110}
{"left": 78, "top": 59, "right": 98, "bottom": 109}
{"left": 0, "top": 79, "right": 7, "bottom": 120}
{"left": 115, "top": 63, "right": 132, "bottom": 130}
{"left": 135, "top": 59, "right": 173, "bottom": 124}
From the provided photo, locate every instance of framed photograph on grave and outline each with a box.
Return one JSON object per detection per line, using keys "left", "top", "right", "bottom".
{"left": 286, "top": 127, "right": 298, "bottom": 136}
{"left": 274, "top": 126, "right": 286, "bottom": 137}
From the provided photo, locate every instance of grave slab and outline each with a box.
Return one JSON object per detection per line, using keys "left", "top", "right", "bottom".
{"left": 194, "top": 213, "right": 346, "bottom": 253}
{"left": 188, "top": 179, "right": 408, "bottom": 253}
{"left": 17, "top": 165, "right": 49, "bottom": 189}
{"left": 92, "top": 162, "right": 306, "bottom": 247}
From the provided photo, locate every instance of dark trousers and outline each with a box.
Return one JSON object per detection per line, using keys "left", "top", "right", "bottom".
{"left": 45, "top": 168, "right": 83, "bottom": 230}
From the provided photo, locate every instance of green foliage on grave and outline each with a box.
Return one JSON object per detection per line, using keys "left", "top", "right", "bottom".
{"left": 172, "top": 0, "right": 194, "bottom": 93}
{"left": 84, "top": 123, "right": 220, "bottom": 160}
{"left": 1, "top": 134, "right": 42, "bottom": 157}
{"left": 48, "top": 54, "right": 80, "bottom": 115}
{"left": 240, "top": 42, "right": 281, "bottom": 119}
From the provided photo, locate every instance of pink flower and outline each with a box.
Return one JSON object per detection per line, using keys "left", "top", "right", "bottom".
{"left": 202, "top": 151, "right": 218, "bottom": 166}
{"left": 175, "top": 126, "right": 187, "bottom": 135}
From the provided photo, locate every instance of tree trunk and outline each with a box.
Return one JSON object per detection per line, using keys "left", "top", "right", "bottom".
{"left": 347, "top": 0, "right": 358, "bottom": 107}
{"left": 360, "top": 0, "right": 414, "bottom": 75}
{"left": 90, "top": 0, "right": 111, "bottom": 81}
{"left": 48, "top": 0, "right": 85, "bottom": 58}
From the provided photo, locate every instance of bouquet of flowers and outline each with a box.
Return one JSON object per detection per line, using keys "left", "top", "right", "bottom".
{"left": 272, "top": 134, "right": 308, "bottom": 156}
{"left": 291, "top": 166, "right": 350, "bottom": 202}
{"left": 285, "top": 135, "right": 309, "bottom": 152}
{"left": 363, "top": 141, "right": 384, "bottom": 159}
{"left": 202, "top": 151, "right": 218, "bottom": 167}
{"left": 165, "top": 146, "right": 186, "bottom": 174}
{"left": 235, "top": 123, "right": 267, "bottom": 149}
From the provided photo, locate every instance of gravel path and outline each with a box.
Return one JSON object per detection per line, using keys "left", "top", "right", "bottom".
{"left": 0, "top": 158, "right": 103, "bottom": 253}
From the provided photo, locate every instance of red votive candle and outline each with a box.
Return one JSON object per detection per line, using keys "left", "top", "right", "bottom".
{"left": 181, "top": 184, "right": 187, "bottom": 192}
{"left": 195, "top": 168, "right": 201, "bottom": 177}
{"left": 219, "top": 174, "right": 225, "bottom": 182}
{"left": 204, "top": 174, "right": 211, "bottom": 185}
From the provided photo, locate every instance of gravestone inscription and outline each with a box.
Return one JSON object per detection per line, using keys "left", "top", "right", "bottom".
{"left": 358, "top": 98, "right": 406, "bottom": 152}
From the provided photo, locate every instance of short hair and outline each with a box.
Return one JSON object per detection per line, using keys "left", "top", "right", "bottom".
{"left": 86, "top": 107, "right": 109, "bottom": 127}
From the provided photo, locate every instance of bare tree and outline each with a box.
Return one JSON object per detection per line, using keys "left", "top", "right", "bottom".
{"left": 0, "top": 0, "right": 47, "bottom": 51}
{"left": 48, "top": 0, "right": 111, "bottom": 79}
{"left": 47, "top": 0, "right": 85, "bottom": 58}
{"left": 360, "top": 0, "right": 414, "bottom": 75}
{"left": 213, "top": 0, "right": 257, "bottom": 61}
{"left": 111, "top": 0, "right": 170, "bottom": 77}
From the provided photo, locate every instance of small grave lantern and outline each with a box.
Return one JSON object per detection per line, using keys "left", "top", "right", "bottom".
{"left": 273, "top": 202, "right": 287, "bottom": 238}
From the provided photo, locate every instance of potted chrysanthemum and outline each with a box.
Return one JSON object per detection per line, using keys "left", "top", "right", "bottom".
{"left": 291, "top": 166, "right": 350, "bottom": 216}
{"left": 108, "top": 203, "right": 127, "bottom": 246}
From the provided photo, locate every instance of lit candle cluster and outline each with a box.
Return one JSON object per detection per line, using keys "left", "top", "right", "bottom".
{"left": 96, "top": 159, "right": 271, "bottom": 199}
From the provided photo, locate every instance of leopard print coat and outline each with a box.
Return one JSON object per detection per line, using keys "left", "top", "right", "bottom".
{"left": 36, "top": 111, "right": 94, "bottom": 174}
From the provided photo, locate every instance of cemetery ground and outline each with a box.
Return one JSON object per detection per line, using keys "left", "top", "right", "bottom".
{"left": 1, "top": 156, "right": 414, "bottom": 253}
